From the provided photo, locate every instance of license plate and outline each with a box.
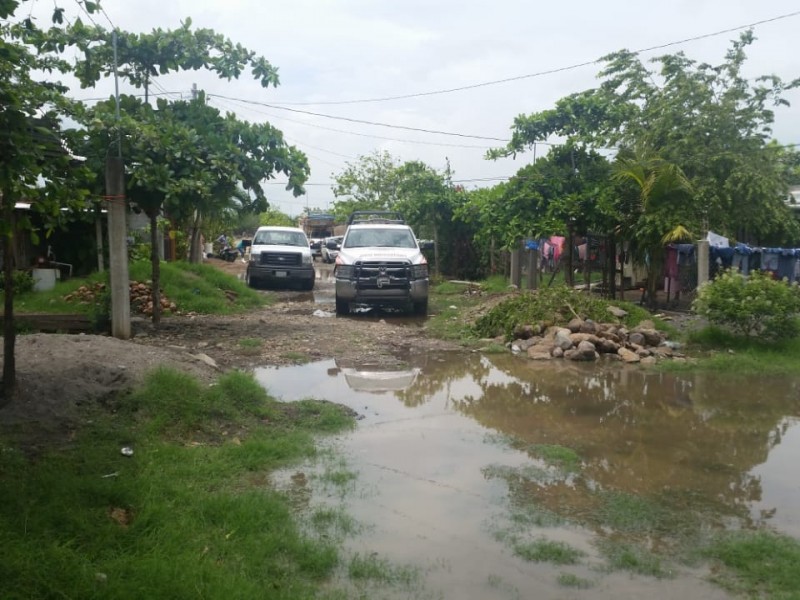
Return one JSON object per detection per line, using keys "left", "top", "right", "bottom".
{"left": 376, "top": 276, "right": 390, "bottom": 288}
{"left": 275, "top": 271, "right": 288, "bottom": 277}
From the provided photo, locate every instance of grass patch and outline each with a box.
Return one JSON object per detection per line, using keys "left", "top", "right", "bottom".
{"left": 512, "top": 538, "right": 584, "bottom": 565}
{"left": 12, "top": 260, "right": 268, "bottom": 317}
{"left": 557, "top": 572, "right": 593, "bottom": 589}
{"left": 347, "top": 553, "right": 420, "bottom": 586}
{"left": 705, "top": 531, "right": 800, "bottom": 598}
{"left": 238, "top": 338, "right": 263, "bottom": 356}
{"left": 598, "top": 540, "right": 670, "bottom": 578}
{"left": 673, "top": 326, "right": 800, "bottom": 376}
{"left": 529, "top": 444, "right": 582, "bottom": 473}
{"left": 472, "top": 285, "right": 660, "bottom": 340}
{"left": 0, "top": 368, "right": 356, "bottom": 599}
{"left": 598, "top": 491, "right": 672, "bottom": 535}
{"left": 280, "top": 351, "right": 312, "bottom": 364}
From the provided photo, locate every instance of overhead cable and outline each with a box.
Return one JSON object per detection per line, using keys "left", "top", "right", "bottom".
{"left": 268, "top": 10, "right": 800, "bottom": 106}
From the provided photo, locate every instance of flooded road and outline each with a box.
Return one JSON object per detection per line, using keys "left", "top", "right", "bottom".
{"left": 255, "top": 353, "right": 800, "bottom": 598}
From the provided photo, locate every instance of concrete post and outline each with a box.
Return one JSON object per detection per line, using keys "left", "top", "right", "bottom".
{"left": 510, "top": 247, "right": 521, "bottom": 288}
{"left": 697, "top": 239, "right": 710, "bottom": 287}
{"left": 105, "top": 157, "right": 131, "bottom": 339}
{"left": 526, "top": 249, "right": 539, "bottom": 290}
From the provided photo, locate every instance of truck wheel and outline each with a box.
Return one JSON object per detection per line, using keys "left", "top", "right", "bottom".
{"left": 335, "top": 297, "right": 349, "bottom": 315}
{"left": 412, "top": 299, "right": 428, "bottom": 316}
{"left": 246, "top": 272, "right": 258, "bottom": 289}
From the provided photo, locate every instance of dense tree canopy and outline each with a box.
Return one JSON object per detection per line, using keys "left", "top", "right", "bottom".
{"left": 493, "top": 31, "right": 800, "bottom": 246}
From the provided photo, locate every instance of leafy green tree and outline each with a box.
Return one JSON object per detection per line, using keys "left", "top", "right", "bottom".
{"left": 0, "top": 0, "right": 93, "bottom": 402}
{"left": 493, "top": 32, "right": 800, "bottom": 246}
{"left": 70, "top": 17, "right": 279, "bottom": 102}
{"left": 611, "top": 148, "right": 694, "bottom": 304}
{"left": 259, "top": 208, "right": 297, "bottom": 227}
{"left": 75, "top": 93, "right": 308, "bottom": 324}
{"left": 331, "top": 150, "right": 400, "bottom": 220}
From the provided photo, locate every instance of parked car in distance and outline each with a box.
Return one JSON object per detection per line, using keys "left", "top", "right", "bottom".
{"left": 309, "top": 237, "right": 324, "bottom": 259}
{"left": 321, "top": 236, "right": 343, "bottom": 263}
{"left": 246, "top": 226, "right": 315, "bottom": 291}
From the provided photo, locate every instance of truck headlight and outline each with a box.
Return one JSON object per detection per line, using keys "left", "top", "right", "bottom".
{"left": 410, "top": 264, "right": 428, "bottom": 279}
{"left": 336, "top": 264, "right": 355, "bottom": 279}
{"left": 302, "top": 253, "right": 312, "bottom": 265}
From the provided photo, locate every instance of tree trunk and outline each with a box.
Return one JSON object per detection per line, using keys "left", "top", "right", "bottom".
{"left": 188, "top": 211, "right": 202, "bottom": 264}
{"left": 1, "top": 193, "right": 17, "bottom": 405}
{"left": 432, "top": 220, "right": 439, "bottom": 276}
{"left": 149, "top": 212, "right": 162, "bottom": 326}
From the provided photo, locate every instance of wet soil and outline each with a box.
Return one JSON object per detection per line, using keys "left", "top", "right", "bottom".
{"left": 0, "top": 258, "right": 461, "bottom": 448}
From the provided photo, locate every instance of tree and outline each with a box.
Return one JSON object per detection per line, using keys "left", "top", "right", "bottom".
{"left": 492, "top": 31, "right": 800, "bottom": 246}
{"left": 331, "top": 150, "right": 400, "bottom": 220}
{"left": 74, "top": 93, "right": 308, "bottom": 324}
{"left": 1, "top": 1, "right": 93, "bottom": 403}
{"left": 611, "top": 148, "right": 694, "bottom": 305}
{"left": 70, "top": 17, "right": 279, "bottom": 103}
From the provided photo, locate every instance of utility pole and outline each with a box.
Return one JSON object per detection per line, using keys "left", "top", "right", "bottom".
{"left": 106, "top": 30, "right": 130, "bottom": 339}
{"left": 191, "top": 82, "right": 198, "bottom": 101}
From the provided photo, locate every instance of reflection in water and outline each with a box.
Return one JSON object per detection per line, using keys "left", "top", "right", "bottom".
{"left": 256, "top": 354, "right": 800, "bottom": 597}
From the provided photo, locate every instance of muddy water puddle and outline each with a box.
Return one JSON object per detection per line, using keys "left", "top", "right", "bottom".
{"left": 255, "top": 355, "right": 800, "bottom": 599}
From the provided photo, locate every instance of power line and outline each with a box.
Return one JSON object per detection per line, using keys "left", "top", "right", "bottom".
{"left": 209, "top": 93, "right": 509, "bottom": 142}
{"left": 206, "top": 95, "right": 497, "bottom": 149}
{"left": 72, "top": 0, "right": 100, "bottom": 28}
{"left": 268, "top": 10, "right": 800, "bottom": 107}
{"left": 73, "top": 90, "right": 184, "bottom": 102}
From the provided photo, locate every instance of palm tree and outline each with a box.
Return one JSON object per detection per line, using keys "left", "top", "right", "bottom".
{"left": 612, "top": 149, "right": 694, "bottom": 308}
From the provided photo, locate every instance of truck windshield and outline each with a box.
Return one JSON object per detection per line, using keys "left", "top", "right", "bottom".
{"left": 253, "top": 231, "right": 308, "bottom": 247}
{"left": 345, "top": 228, "right": 416, "bottom": 249}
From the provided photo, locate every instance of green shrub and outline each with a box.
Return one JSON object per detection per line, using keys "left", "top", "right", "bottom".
{"left": 0, "top": 270, "right": 35, "bottom": 294}
{"left": 472, "top": 285, "right": 646, "bottom": 340}
{"left": 692, "top": 269, "right": 800, "bottom": 341}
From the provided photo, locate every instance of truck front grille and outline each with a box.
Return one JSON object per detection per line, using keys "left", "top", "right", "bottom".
{"left": 259, "top": 252, "right": 301, "bottom": 267}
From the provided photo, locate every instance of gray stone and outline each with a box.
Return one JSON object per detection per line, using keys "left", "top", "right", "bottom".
{"left": 555, "top": 330, "right": 574, "bottom": 351}
{"left": 568, "top": 340, "right": 599, "bottom": 361}
{"left": 607, "top": 305, "right": 629, "bottom": 318}
{"left": 551, "top": 346, "right": 564, "bottom": 359}
{"left": 579, "top": 320, "right": 598, "bottom": 334}
{"left": 640, "top": 356, "right": 658, "bottom": 366}
{"left": 567, "top": 318, "right": 584, "bottom": 333}
{"left": 628, "top": 332, "right": 646, "bottom": 346}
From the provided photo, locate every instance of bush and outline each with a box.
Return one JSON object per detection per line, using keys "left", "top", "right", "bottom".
{"left": 692, "top": 269, "right": 800, "bottom": 340}
{"left": 0, "top": 270, "right": 35, "bottom": 294}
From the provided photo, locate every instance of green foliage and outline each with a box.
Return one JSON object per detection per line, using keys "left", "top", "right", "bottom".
{"left": 512, "top": 538, "right": 584, "bottom": 565}
{"left": 0, "top": 368, "right": 356, "bottom": 598}
{"left": 692, "top": 269, "right": 800, "bottom": 340}
{"left": 494, "top": 33, "right": 800, "bottom": 247}
{"left": 704, "top": 531, "right": 800, "bottom": 598}
{"left": 128, "top": 259, "right": 266, "bottom": 315}
{"left": 473, "top": 286, "right": 644, "bottom": 339}
{"left": 0, "top": 270, "right": 34, "bottom": 294}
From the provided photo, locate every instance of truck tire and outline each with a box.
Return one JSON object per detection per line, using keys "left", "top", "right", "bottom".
{"left": 412, "top": 299, "right": 428, "bottom": 316}
{"left": 335, "top": 297, "right": 349, "bottom": 315}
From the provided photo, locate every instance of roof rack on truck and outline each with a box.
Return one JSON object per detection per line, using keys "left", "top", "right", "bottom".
{"left": 346, "top": 210, "right": 405, "bottom": 226}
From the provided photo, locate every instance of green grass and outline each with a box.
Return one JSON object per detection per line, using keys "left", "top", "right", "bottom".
{"left": 557, "top": 572, "right": 593, "bottom": 589}
{"left": 597, "top": 540, "right": 670, "bottom": 578}
{"left": 0, "top": 368, "right": 356, "bottom": 599}
{"left": 347, "top": 553, "right": 420, "bottom": 586}
{"left": 705, "top": 531, "right": 800, "bottom": 598}
{"left": 280, "top": 351, "right": 312, "bottom": 364}
{"left": 11, "top": 260, "right": 268, "bottom": 317}
{"left": 512, "top": 538, "right": 584, "bottom": 565}
{"left": 669, "top": 325, "right": 800, "bottom": 376}
{"left": 529, "top": 444, "right": 582, "bottom": 473}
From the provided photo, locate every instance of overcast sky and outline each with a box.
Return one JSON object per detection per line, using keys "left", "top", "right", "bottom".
{"left": 41, "top": 0, "right": 800, "bottom": 216}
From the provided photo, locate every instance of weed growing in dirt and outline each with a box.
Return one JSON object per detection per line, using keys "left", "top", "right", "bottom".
{"left": 347, "top": 553, "right": 420, "bottom": 587}
{"left": 597, "top": 540, "right": 670, "bottom": 578}
{"left": 0, "top": 368, "right": 356, "bottom": 599}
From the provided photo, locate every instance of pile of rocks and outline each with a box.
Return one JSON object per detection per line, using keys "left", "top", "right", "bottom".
{"left": 63, "top": 281, "right": 177, "bottom": 317}
{"left": 508, "top": 309, "right": 684, "bottom": 364}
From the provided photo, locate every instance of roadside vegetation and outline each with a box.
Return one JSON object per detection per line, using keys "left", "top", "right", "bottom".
{"left": 12, "top": 260, "right": 268, "bottom": 318}
{"left": 0, "top": 368, "right": 356, "bottom": 599}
